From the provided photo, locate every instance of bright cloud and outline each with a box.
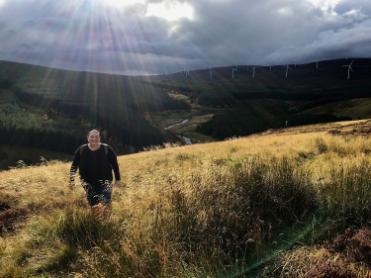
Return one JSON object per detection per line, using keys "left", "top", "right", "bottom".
{"left": 277, "top": 7, "right": 293, "bottom": 16}
{"left": 146, "top": 1, "right": 194, "bottom": 21}
{"left": 102, "top": 0, "right": 146, "bottom": 9}
{"left": 308, "top": 0, "right": 341, "bottom": 9}
{"left": 307, "top": 0, "right": 342, "bottom": 11}
{"left": 0, "top": 0, "right": 370, "bottom": 75}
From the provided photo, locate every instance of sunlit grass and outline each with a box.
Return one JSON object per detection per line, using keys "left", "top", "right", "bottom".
{"left": 0, "top": 120, "right": 370, "bottom": 276}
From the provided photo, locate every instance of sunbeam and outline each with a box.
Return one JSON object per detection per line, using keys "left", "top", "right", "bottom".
{"left": 102, "top": 0, "right": 145, "bottom": 9}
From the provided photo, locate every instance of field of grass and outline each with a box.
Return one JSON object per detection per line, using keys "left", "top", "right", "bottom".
{"left": 0, "top": 120, "right": 370, "bottom": 277}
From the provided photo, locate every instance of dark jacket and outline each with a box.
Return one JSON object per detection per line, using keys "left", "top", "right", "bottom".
{"left": 70, "top": 143, "right": 120, "bottom": 185}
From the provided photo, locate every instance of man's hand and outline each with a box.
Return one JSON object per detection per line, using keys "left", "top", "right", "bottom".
{"left": 69, "top": 180, "right": 75, "bottom": 190}
{"left": 114, "top": 180, "right": 122, "bottom": 187}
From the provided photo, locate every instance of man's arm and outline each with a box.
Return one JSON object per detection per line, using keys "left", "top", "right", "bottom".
{"left": 107, "top": 146, "right": 121, "bottom": 182}
{"left": 69, "top": 147, "right": 81, "bottom": 187}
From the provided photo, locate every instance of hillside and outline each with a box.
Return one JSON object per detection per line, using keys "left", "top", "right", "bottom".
{"left": 0, "top": 119, "right": 370, "bottom": 277}
{"left": 1, "top": 58, "right": 371, "bottom": 170}
{"left": 0, "top": 60, "right": 189, "bottom": 155}
{"left": 149, "top": 58, "right": 371, "bottom": 140}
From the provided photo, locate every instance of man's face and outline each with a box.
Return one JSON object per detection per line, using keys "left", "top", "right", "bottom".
{"left": 87, "top": 131, "right": 100, "bottom": 146}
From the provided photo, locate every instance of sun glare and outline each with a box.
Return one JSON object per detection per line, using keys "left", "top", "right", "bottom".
{"left": 146, "top": 1, "right": 194, "bottom": 21}
{"left": 103, "top": 0, "right": 145, "bottom": 9}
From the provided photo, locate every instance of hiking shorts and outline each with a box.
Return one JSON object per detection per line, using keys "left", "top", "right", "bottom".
{"left": 82, "top": 180, "right": 112, "bottom": 206}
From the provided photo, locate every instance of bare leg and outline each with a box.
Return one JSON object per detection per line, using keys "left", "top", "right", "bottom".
{"left": 91, "top": 203, "right": 104, "bottom": 219}
{"left": 91, "top": 202, "right": 111, "bottom": 220}
{"left": 102, "top": 202, "right": 112, "bottom": 220}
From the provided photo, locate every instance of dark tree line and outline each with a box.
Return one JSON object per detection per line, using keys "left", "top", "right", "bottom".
{"left": 0, "top": 125, "right": 83, "bottom": 153}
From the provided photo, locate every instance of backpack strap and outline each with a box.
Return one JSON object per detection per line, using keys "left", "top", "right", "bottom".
{"left": 79, "top": 144, "right": 88, "bottom": 157}
{"left": 101, "top": 143, "right": 109, "bottom": 156}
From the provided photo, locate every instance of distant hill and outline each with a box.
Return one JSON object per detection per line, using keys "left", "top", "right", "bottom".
{"left": 0, "top": 60, "right": 190, "bottom": 157}
{"left": 0, "top": 58, "right": 370, "bottom": 168}
{"left": 148, "top": 58, "right": 371, "bottom": 139}
{"left": 155, "top": 58, "right": 371, "bottom": 99}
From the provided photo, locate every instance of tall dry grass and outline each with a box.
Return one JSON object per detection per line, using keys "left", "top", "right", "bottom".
{"left": 320, "top": 159, "right": 371, "bottom": 226}
{"left": 0, "top": 120, "right": 370, "bottom": 277}
{"left": 153, "top": 156, "right": 316, "bottom": 262}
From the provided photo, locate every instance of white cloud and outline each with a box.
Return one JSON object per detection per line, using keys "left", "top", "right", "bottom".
{"left": 102, "top": 0, "right": 146, "bottom": 10}
{"left": 0, "top": 0, "right": 370, "bottom": 74}
{"left": 277, "top": 7, "right": 293, "bottom": 16}
{"left": 307, "top": 0, "right": 342, "bottom": 12}
{"left": 146, "top": 1, "right": 194, "bottom": 21}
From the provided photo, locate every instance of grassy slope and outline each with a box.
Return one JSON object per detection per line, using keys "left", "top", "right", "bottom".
{"left": 0, "top": 120, "right": 370, "bottom": 277}
{"left": 0, "top": 61, "right": 189, "bottom": 153}
{"left": 2, "top": 59, "right": 371, "bottom": 152}
{"left": 0, "top": 88, "right": 91, "bottom": 133}
{"left": 148, "top": 59, "right": 371, "bottom": 141}
{"left": 0, "top": 59, "right": 371, "bottom": 151}
{"left": 302, "top": 98, "right": 371, "bottom": 119}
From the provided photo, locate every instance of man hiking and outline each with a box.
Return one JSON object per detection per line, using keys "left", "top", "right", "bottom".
{"left": 69, "top": 129, "right": 121, "bottom": 218}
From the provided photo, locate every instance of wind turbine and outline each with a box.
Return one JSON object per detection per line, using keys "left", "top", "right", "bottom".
{"left": 285, "top": 64, "right": 291, "bottom": 79}
{"left": 342, "top": 60, "right": 354, "bottom": 80}
{"left": 232, "top": 66, "right": 238, "bottom": 79}
{"left": 252, "top": 66, "right": 256, "bottom": 78}
{"left": 209, "top": 69, "right": 213, "bottom": 81}
{"left": 161, "top": 71, "right": 168, "bottom": 80}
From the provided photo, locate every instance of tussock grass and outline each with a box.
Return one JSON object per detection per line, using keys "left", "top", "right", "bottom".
{"left": 55, "top": 208, "right": 122, "bottom": 250}
{"left": 0, "top": 120, "right": 370, "bottom": 276}
{"left": 266, "top": 227, "right": 371, "bottom": 278}
{"left": 155, "top": 156, "right": 316, "bottom": 263}
{"left": 320, "top": 159, "right": 371, "bottom": 226}
{"left": 314, "top": 137, "right": 328, "bottom": 154}
{"left": 265, "top": 246, "right": 360, "bottom": 278}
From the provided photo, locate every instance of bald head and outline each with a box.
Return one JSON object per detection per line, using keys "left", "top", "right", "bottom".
{"left": 87, "top": 129, "right": 100, "bottom": 137}
{"left": 87, "top": 129, "right": 101, "bottom": 148}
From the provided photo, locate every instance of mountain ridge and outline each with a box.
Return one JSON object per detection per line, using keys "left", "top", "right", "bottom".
{"left": 1, "top": 58, "right": 370, "bottom": 169}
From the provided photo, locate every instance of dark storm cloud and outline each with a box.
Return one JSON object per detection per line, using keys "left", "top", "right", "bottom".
{"left": 0, "top": 0, "right": 370, "bottom": 75}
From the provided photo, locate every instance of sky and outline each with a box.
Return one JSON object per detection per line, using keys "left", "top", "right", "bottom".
{"left": 0, "top": 0, "right": 371, "bottom": 75}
